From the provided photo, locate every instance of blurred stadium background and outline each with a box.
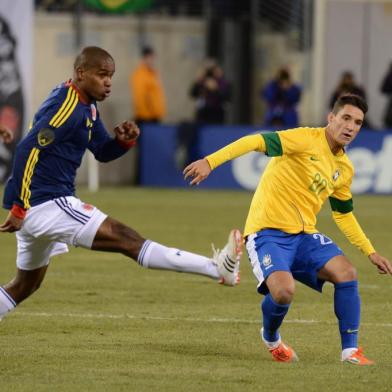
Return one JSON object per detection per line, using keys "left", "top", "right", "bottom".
{"left": 1, "top": 2, "right": 392, "bottom": 391}
{"left": 1, "top": 0, "right": 392, "bottom": 190}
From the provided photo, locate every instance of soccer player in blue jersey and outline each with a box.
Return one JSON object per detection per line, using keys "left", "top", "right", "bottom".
{"left": 184, "top": 94, "right": 392, "bottom": 365}
{"left": 0, "top": 47, "right": 242, "bottom": 322}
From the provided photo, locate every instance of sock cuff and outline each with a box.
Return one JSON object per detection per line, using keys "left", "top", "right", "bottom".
{"left": 264, "top": 294, "right": 290, "bottom": 310}
{"left": 137, "top": 240, "right": 153, "bottom": 267}
{"left": 334, "top": 280, "right": 358, "bottom": 290}
{"left": 0, "top": 287, "right": 16, "bottom": 309}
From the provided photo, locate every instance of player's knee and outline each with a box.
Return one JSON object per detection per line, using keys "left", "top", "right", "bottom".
{"left": 338, "top": 264, "right": 357, "bottom": 282}
{"left": 111, "top": 221, "right": 145, "bottom": 257}
{"left": 271, "top": 285, "right": 295, "bottom": 305}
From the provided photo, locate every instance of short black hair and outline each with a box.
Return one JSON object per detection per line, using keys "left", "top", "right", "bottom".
{"left": 141, "top": 46, "right": 154, "bottom": 57}
{"left": 74, "top": 46, "right": 114, "bottom": 70}
{"left": 332, "top": 94, "right": 368, "bottom": 115}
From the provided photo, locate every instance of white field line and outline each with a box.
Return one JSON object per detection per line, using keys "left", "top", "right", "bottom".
{"left": 12, "top": 311, "right": 392, "bottom": 328}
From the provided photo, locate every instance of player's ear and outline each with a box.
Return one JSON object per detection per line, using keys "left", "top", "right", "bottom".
{"left": 327, "top": 112, "right": 334, "bottom": 125}
{"left": 75, "top": 66, "right": 84, "bottom": 81}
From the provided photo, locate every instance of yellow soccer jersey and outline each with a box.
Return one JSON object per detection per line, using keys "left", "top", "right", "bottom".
{"left": 205, "top": 128, "right": 375, "bottom": 255}
{"left": 244, "top": 127, "right": 354, "bottom": 236}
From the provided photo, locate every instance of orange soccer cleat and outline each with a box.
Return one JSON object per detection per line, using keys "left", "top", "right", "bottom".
{"left": 268, "top": 342, "right": 299, "bottom": 363}
{"left": 342, "top": 347, "right": 375, "bottom": 366}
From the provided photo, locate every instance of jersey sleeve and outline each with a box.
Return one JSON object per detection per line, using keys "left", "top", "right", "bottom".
{"left": 332, "top": 211, "right": 375, "bottom": 256}
{"left": 329, "top": 164, "right": 354, "bottom": 213}
{"left": 262, "top": 127, "right": 313, "bottom": 157}
{"left": 88, "top": 117, "right": 132, "bottom": 162}
{"left": 205, "top": 134, "right": 266, "bottom": 170}
{"left": 328, "top": 164, "right": 375, "bottom": 255}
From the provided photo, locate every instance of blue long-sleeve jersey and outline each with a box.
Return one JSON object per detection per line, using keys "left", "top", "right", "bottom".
{"left": 3, "top": 81, "right": 130, "bottom": 210}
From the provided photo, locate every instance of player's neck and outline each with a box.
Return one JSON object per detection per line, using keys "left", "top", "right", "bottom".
{"left": 71, "top": 79, "right": 91, "bottom": 104}
{"left": 325, "top": 127, "right": 343, "bottom": 155}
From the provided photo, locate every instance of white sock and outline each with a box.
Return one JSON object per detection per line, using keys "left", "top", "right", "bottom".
{"left": 137, "top": 240, "right": 220, "bottom": 279}
{"left": 260, "top": 327, "right": 281, "bottom": 349}
{"left": 0, "top": 287, "right": 16, "bottom": 319}
{"left": 341, "top": 347, "right": 357, "bottom": 360}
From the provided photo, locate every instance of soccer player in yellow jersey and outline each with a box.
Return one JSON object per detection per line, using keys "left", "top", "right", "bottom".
{"left": 184, "top": 94, "right": 392, "bottom": 365}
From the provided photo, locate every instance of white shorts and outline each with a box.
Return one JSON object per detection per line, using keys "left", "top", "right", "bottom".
{"left": 16, "top": 196, "right": 107, "bottom": 270}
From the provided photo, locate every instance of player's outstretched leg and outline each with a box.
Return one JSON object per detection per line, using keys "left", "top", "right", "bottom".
{"left": 0, "top": 266, "right": 48, "bottom": 320}
{"left": 138, "top": 229, "right": 242, "bottom": 286}
{"left": 92, "top": 218, "right": 242, "bottom": 286}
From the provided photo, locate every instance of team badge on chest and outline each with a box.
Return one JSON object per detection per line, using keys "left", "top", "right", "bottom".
{"left": 332, "top": 169, "right": 340, "bottom": 181}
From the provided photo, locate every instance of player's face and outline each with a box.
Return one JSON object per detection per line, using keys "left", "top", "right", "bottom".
{"left": 80, "top": 58, "right": 115, "bottom": 102}
{"left": 327, "top": 104, "right": 364, "bottom": 147}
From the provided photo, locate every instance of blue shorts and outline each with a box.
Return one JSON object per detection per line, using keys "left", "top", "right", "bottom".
{"left": 245, "top": 229, "right": 344, "bottom": 295}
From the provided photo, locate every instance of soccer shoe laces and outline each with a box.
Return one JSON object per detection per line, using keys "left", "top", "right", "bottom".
{"left": 269, "top": 342, "right": 299, "bottom": 363}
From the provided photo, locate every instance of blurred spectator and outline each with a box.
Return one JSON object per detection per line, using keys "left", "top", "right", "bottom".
{"left": 329, "top": 71, "right": 372, "bottom": 128}
{"left": 176, "top": 62, "right": 231, "bottom": 169}
{"left": 329, "top": 71, "right": 366, "bottom": 109}
{"left": 261, "top": 68, "right": 301, "bottom": 128}
{"left": 0, "top": 16, "right": 24, "bottom": 182}
{"left": 380, "top": 62, "right": 392, "bottom": 129}
{"left": 190, "top": 62, "right": 231, "bottom": 124}
{"left": 129, "top": 46, "right": 166, "bottom": 127}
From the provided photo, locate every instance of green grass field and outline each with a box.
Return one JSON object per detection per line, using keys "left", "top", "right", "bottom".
{"left": 0, "top": 187, "right": 391, "bottom": 391}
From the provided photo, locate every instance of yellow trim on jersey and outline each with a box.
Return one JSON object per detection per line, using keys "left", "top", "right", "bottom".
{"left": 20, "top": 148, "right": 40, "bottom": 209}
{"left": 332, "top": 211, "right": 375, "bottom": 256}
{"left": 49, "top": 87, "right": 78, "bottom": 128}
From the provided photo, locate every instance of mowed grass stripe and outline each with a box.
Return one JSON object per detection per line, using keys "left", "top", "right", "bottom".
{"left": 13, "top": 311, "right": 392, "bottom": 328}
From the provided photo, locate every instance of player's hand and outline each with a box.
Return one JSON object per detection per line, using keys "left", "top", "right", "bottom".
{"left": 114, "top": 120, "right": 140, "bottom": 143}
{"left": 0, "top": 124, "right": 14, "bottom": 144}
{"left": 183, "top": 159, "right": 212, "bottom": 186}
{"left": 368, "top": 252, "right": 392, "bottom": 275}
{"left": 0, "top": 212, "right": 24, "bottom": 233}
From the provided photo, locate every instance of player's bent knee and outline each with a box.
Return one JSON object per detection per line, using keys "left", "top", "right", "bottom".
{"left": 270, "top": 286, "right": 295, "bottom": 305}
{"left": 339, "top": 264, "right": 357, "bottom": 282}
{"left": 94, "top": 217, "right": 145, "bottom": 258}
{"left": 114, "top": 222, "right": 144, "bottom": 254}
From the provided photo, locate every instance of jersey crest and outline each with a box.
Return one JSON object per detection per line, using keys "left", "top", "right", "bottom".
{"left": 262, "top": 254, "right": 272, "bottom": 267}
{"left": 333, "top": 169, "right": 340, "bottom": 181}
{"left": 37, "top": 128, "right": 55, "bottom": 146}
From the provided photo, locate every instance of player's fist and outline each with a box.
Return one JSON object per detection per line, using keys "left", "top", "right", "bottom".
{"left": 0, "top": 212, "right": 24, "bottom": 233}
{"left": 0, "top": 124, "right": 14, "bottom": 144}
{"left": 114, "top": 120, "right": 140, "bottom": 143}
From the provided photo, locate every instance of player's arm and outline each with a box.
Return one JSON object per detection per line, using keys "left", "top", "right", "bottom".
{"left": 88, "top": 118, "right": 139, "bottom": 162}
{"left": 330, "top": 197, "right": 392, "bottom": 274}
{"left": 183, "top": 134, "right": 266, "bottom": 185}
{"left": 184, "top": 128, "right": 311, "bottom": 185}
